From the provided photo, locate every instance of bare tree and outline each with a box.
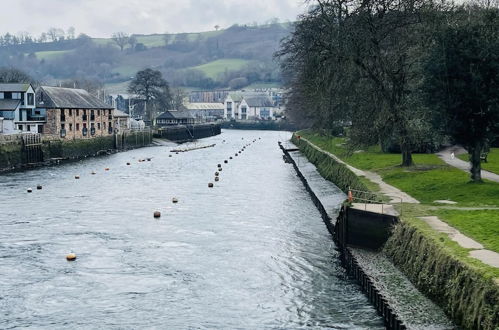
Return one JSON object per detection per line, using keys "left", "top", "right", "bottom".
{"left": 112, "top": 32, "right": 129, "bottom": 52}
{"left": 128, "top": 35, "right": 138, "bottom": 51}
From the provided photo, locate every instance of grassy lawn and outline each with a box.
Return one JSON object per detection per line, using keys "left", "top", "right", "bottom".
{"left": 436, "top": 209, "right": 499, "bottom": 253}
{"left": 192, "top": 59, "right": 253, "bottom": 79}
{"left": 34, "top": 50, "right": 72, "bottom": 60}
{"left": 298, "top": 130, "right": 499, "bottom": 206}
{"left": 458, "top": 148, "right": 499, "bottom": 175}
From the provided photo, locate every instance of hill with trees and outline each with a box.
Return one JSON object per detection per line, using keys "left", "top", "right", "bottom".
{"left": 0, "top": 23, "right": 291, "bottom": 92}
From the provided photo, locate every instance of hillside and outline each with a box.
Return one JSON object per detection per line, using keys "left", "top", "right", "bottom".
{"left": 0, "top": 24, "right": 291, "bottom": 93}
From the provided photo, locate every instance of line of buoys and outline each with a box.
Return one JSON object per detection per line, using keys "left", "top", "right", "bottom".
{"left": 219, "top": 168, "right": 222, "bottom": 172}
{"left": 218, "top": 164, "right": 222, "bottom": 168}
{"left": 215, "top": 172, "right": 219, "bottom": 177}
{"left": 215, "top": 177, "right": 220, "bottom": 182}
{"left": 66, "top": 253, "right": 77, "bottom": 261}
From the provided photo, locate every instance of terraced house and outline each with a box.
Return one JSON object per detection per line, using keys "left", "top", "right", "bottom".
{"left": 0, "top": 83, "right": 43, "bottom": 134}
{"left": 36, "top": 86, "right": 116, "bottom": 139}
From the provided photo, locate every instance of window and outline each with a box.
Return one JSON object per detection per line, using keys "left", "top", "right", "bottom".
{"left": 69, "top": 123, "right": 73, "bottom": 131}
{"left": 76, "top": 109, "right": 79, "bottom": 116}
{"left": 27, "top": 93, "right": 34, "bottom": 106}
{"left": 21, "top": 93, "right": 25, "bottom": 105}
{"left": 61, "top": 124, "right": 65, "bottom": 130}
{"left": 68, "top": 109, "right": 72, "bottom": 116}
{"left": 97, "top": 123, "right": 101, "bottom": 130}
{"left": 76, "top": 123, "right": 80, "bottom": 131}
{"left": 83, "top": 123, "right": 87, "bottom": 129}
{"left": 27, "top": 125, "right": 31, "bottom": 132}
{"left": 4, "top": 92, "right": 12, "bottom": 99}
{"left": 35, "top": 110, "right": 41, "bottom": 115}
{"left": 103, "top": 122, "right": 106, "bottom": 129}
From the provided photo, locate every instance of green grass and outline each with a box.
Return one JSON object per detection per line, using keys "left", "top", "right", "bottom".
{"left": 298, "top": 130, "right": 499, "bottom": 206}
{"left": 459, "top": 148, "right": 499, "bottom": 175}
{"left": 192, "top": 59, "right": 253, "bottom": 79}
{"left": 34, "top": 50, "right": 72, "bottom": 60}
{"left": 436, "top": 209, "right": 499, "bottom": 253}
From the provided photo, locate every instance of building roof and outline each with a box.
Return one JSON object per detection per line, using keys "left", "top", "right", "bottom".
{"left": 244, "top": 95, "right": 274, "bottom": 108}
{"left": 184, "top": 102, "right": 224, "bottom": 110}
{"left": 157, "top": 110, "right": 195, "bottom": 120}
{"left": 113, "top": 109, "right": 130, "bottom": 117}
{"left": 0, "top": 83, "right": 32, "bottom": 93}
{"left": 0, "top": 99, "right": 21, "bottom": 111}
{"left": 36, "top": 86, "right": 113, "bottom": 109}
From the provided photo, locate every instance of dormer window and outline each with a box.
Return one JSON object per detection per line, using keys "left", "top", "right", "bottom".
{"left": 27, "top": 93, "right": 34, "bottom": 106}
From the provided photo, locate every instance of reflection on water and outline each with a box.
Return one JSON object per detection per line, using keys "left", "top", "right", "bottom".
{"left": 0, "top": 130, "right": 383, "bottom": 329}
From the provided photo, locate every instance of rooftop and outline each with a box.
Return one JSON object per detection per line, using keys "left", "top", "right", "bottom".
{"left": 184, "top": 102, "right": 224, "bottom": 110}
{"left": 0, "top": 99, "right": 21, "bottom": 111}
{"left": 157, "top": 110, "right": 195, "bottom": 120}
{"left": 0, "top": 83, "right": 32, "bottom": 93}
{"left": 36, "top": 86, "right": 113, "bottom": 110}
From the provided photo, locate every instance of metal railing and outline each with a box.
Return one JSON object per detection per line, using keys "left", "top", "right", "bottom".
{"left": 348, "top": 187, "right": 403, "bottom": 215}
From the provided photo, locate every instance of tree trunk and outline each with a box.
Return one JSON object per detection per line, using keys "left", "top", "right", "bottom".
{"left": 401, "top": 144, "right": 413, "bottom": 167}
{"left": 469, "top": 142, "right": 482, "bottom": 182}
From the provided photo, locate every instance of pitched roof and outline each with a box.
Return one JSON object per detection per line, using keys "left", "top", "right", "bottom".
{"left": 244, "top": 95, "right": 274, "bottom": 107}
{"left": 184, "top": 102, "right": 224, "bottom": 110}
{"left": 0, "top": 99, "right": 21, "bottom": 111}
{"left": 113, "top": 109, "right": 129, "bottom": 117}
{"left": 157, "top": 110, "right": 195, "bottom": 120}
{"left": 36, "top": 86, "right": 113, "bottom": 109}
{"left": 0, "top": 83, "right": 31, "bottom": 92}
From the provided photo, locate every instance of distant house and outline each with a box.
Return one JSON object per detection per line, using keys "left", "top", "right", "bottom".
{"left": 189, "top": 90, "right": 230, "bottom": 103}
{"left": 156, "top": 110, "right": 196, "bottom": 127}
{"left": 0, "top": 83, "right": 42, "bottom": 134}
{"left": 113, "top": 109, "right": 131, "bottom": 131}
{"left": 36, "top": 86, "right": 116, "bottom": 139}
{"left": 224, "top": 92, "right": 276, "bottom": 120}
{"left": 224, "top": 92, "right": 244, "bottom": 119}
{"left": 183, "top": 102, "right": 224, "bottom": 121}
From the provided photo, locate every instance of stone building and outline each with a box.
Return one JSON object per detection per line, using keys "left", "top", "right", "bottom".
{"left": 36, "top": 86, "right": 116, "bottom": 139}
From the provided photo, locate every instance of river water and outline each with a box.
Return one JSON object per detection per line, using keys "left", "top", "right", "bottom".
{"left": 0, "top": 130, "right": 383, "bottom": 329}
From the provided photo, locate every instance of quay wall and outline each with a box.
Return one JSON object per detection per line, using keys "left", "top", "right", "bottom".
{"left": 384, "top": 223, "right": 499, "bottom": 330}
{"left": 155, "top": 123, "right": 221, "bottom": 142}
{"left": 221, "top": 120, "right": 300, "bottom": 131}
{"left": 291, "top": 134, "right": 499, "bottom": 330}
{"left": 0, "top": 130, "right": 152, "bottom": 173}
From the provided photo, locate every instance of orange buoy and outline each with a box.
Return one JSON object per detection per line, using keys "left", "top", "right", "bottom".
{"left": 105, "top": 168, "right": 110, "bottom": 171}
{"left": 154, "top": 211, "right": 161, "bottom": 218}
{"left": 348, "top": 190, "right": 353, "bottom": 203}
{"left": 66, "top": 253, "right": 77, "bottom": 261}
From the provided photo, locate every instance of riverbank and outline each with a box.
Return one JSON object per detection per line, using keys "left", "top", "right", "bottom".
{"left": 221, "top": 120, "right": 300, "bottom": 131}
{"left": 291, "top": 131, "right": 499, "bottom": 330}
{"left": 0, "top": 130, "right": 153, "bottom": 173}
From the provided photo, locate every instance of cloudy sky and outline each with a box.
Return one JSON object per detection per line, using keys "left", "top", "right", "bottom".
{"left": 1, "top": 0, "right": 308, "bottom": 38}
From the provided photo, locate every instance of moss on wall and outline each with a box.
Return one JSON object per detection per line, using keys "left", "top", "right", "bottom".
{"left": 384, "top": 222, "right": 499, "bottom": 330}
{"left": 45, "top": 136, "right": 115, "bottom": 159}
{"left": 0, "top": 142, "right": 23, "bottom": 171}
{"left": 291, "top": 134, "right": 371, "bottom": 194}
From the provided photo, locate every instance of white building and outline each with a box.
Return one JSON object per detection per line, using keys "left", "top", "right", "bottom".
{"left": 0, "top": 83, "right": 43, "bottom": 134}
{"left": 224, "top": 92, "right": 276, "bottom": 120}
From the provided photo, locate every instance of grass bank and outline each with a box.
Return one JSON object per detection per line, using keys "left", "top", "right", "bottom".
{"left": 459, "top": 148, "right": 499, "bottom": 175}
{"left": 294, "top": 129, "right": 499, "bottom": 329}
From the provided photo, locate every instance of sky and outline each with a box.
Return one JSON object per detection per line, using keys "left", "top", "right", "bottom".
{"left": 0, "top": 0, "right": 308, "bottom": 38}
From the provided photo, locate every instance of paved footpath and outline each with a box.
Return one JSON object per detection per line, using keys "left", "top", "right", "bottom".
{"left": 437, "top": 146, "right": 499, "bottom": 183}
{"left": 299, "top": 138, "right": 499, "bottom": 269}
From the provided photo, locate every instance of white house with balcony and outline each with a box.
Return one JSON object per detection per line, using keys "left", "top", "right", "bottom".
{"left": 224, "top": 92, "right": 277, "bottom": 120}
{"left": 0, "top": 83, "right": 43, "bottom": 134}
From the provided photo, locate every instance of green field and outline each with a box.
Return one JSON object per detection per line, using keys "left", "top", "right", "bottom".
{"left": 458, "top": 148, "right": 499, "bottom": 174}
{"left": 34, "top": 50, "right": 73, "bottom": 60}
{"left": 299, "top": 131, "right": 499, "bottom": 206}
{"left": 192, "top": 59, "right": 253, "bottom": 79}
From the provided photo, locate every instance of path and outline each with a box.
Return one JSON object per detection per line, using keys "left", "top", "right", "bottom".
{"left": 420, "top": 216, "right": 499, "bottom": 268}
{"left": 301, "top": 137, "right": 420, "bottom": 204}
{"left": 296, "top": 138, "right": 499, "bottom": 269}
{"left": 437, "top": 146, "right": 499, "bottom": 183}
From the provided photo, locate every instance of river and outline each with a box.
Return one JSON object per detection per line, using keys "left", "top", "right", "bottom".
{"left": 0, "top": 130, "right": 383, "bottom": 329}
